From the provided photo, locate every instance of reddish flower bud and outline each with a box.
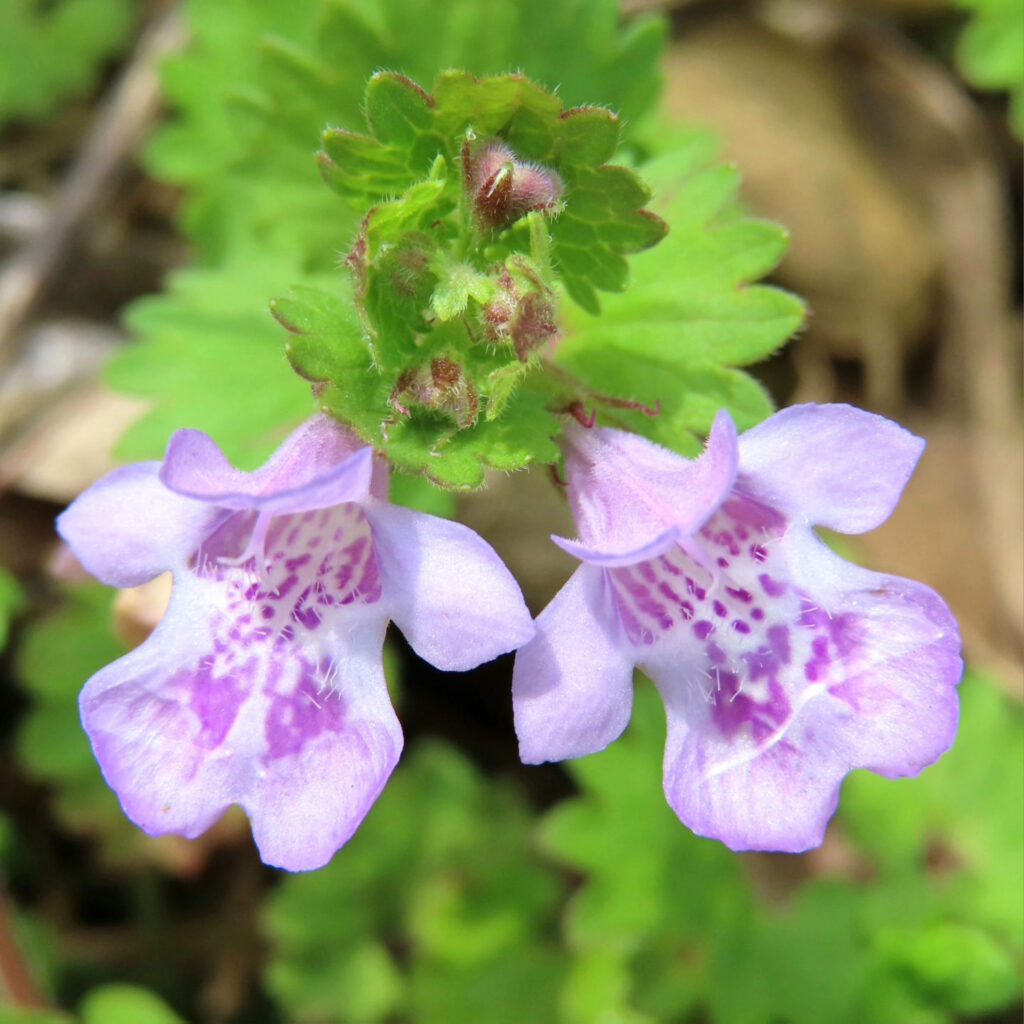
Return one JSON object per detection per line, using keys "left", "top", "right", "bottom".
{"left": 480, "top": 267, "right": 559, "bottom": 361}
{"left": 468, "top": 141, "right": 563, "bottom": 230}
{"left": 389, "top": 357, "right": 479, "bottom": 428}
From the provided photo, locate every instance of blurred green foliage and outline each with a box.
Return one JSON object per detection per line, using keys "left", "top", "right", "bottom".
{"left": 255, "top": 671, "right": 1023, "bottom": 1023}
{"left": 264, "top": 741, "right": 567, "bottom": 1023}
{"left": 0, "top": 569, "right": 24, "bottom": 652}
{"left": 0, "top": 984, "right": 183, "bottom": 1024}
{"left": 279, "top": 67, "right": 665, "bottom": 487}
{"left": 541, "top": 674, "right": 1022, "bottom": 1023}
{"left": 0, "top": 0, "right": 136, "bottom": 125}
{"left": 13, "top": 585, "right": 141, "bottom": 862}
{"left": 956, "top": 0, "right": 1024, "bottom": 136}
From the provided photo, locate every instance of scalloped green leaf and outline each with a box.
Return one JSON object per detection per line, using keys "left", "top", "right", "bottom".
{"left": 555, "top": 137, "right": 803, "bottom": 446}
{"left": 120, "top": 0, "right": 668, "bottom": 490}
{"left": 319, "top": 69, "right": 664, "bottom": 316}
{"left": 558, "top": 106, "right": 620, "bottom": 166}
{"left": 273, "top": 282, "right": 371, "bottom": 383}
{"left": 108, "top": 258, "right": 316, "bottom": 468}
{"left": 556, "top": 345, "right": 773, "bottom": 452}
{"left": 366, "top": 71, "right": 437, "bottom": 143}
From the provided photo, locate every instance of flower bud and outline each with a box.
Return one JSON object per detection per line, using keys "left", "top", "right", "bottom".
{"left": 481, "top": 268, "right": 559, "bottom": 361}
{"left": 468, "top": 141, "right": 563, "bottom": 230}
{"left": 389, "top": 357, "right": 479, "bottom": 428}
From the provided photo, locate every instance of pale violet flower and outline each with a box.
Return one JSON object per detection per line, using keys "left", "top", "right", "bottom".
{"left": 513, "top": 404, "right": 962, "bottom": 851}
{"left": 58, "top": 416, "right": 533, "bottom": 870}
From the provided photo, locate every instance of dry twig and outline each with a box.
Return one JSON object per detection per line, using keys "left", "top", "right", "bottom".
{"left": 0, "top": 9, "right": 184, "bottom": 371}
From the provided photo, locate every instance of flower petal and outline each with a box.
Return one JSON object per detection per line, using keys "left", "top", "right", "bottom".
{"left": 160, "top": 415, "right": 377, "bottom": 513}
{"left": 514, "top": 564, "right": 635, "bottom": 762}
{"left": 57, "top": 462, "right": 217, "bottom": 586}
{"left": 364, "top": 502, "right": 534, "bottom": 671}
{"left": 562, "top": 411, "right": 738, "bottom": 553}
{"left": 818, "top": 574, "right": 961, "bottom": 778}
{"left": 551, "top": 525, "right": 681, "bottom": 567}
{"left": 243, "top": 617, "right": 402, "bottom": 871}
{"left": 659, "top": 689, "right": 844, "bottom": 851}
{"left": 80, "top": 575, "right": 400, "bottom": 871}
{"left": 651, "top": 550, "right": 961, "bottom": 852}
{"left": 736, "top": 403, "right": 925, "bottom": 533}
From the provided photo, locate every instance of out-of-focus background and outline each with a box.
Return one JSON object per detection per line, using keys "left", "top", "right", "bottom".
{"left": 0, "top": 1, "right": 1020, "bottom": 1022}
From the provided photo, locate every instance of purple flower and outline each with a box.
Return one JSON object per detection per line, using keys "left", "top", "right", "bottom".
{"left": 58, "top": 416, "right": 533, "bottom": 870}
{"left": 513, "top": 404, "right": 962, "bottom": 852}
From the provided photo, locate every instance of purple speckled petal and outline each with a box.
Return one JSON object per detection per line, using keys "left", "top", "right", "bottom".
{"left": 519, "top": 405, "right": 962, "bottom": 853}
{"left": 81, "top": 493, "right": 404, "bottom": 870}
{"left": 81, "top": 590, "right": 399, "bottom": 870}
{"left": 242, "top": 619, "right": 401, "bottom": 872}
{"left": 784, "top": 538, "right": 962, "bottom": 779}
{"left": 160, "top": 415, "right": 379, "bottom": 513}
{"left": 562, "top": 411, "right": 738, "bottom": 554}
{"left": 514, "top": 564, "right": 635, "bottom": 762}
{"left": 647, "top": 530, "right": 961, "bottom": 852}
{"left": 56, "top": 462, "right": 218, "bottom": 586}
{"left": 736, "top": 403, "right": 925, "bottom": 534}
{"left": 658, "top": 687, "right": 843, "bottom": 852}
{"left": 364, "top": 502, "right": 534, "bottom": 672}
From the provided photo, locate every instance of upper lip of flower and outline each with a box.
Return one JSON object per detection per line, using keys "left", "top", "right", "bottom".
{"left": 158, "top": 418, "right": 377, "bottom": 513}
{"left": 557, "top": 408, "right": 739, "bottom": 560}
{"left": 551, "top": 524, "right": 682, "bottom": 567}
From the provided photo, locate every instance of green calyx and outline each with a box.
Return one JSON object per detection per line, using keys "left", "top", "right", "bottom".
{"left": 277, "top": 70, "right": 666, "bottom": 489}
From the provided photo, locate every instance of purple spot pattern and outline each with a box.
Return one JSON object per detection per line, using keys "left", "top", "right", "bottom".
{"left": 173, "top": 504, "right": 383, "bottom": 761}
{"left": 608, "top": 491, "right": 860, "bottom": 748}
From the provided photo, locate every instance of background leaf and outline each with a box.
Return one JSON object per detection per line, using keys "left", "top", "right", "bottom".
{"left": 955, "top": 0, "right": 1024, "bottom": 137}
{"left": 0, "top": 0, "right": 136, "bottom": 124}
{"left": 264, "top": 741, "right": 567, "bottom": 1024}
{"left": 538, "top": 672, "right": 1023, "bottom": 1024}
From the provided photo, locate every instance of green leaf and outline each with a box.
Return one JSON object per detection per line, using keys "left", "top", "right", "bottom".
{"left": 559, "top": 106, "right": 620, "bottom": 166}
{"left": 366, "top": 71, "right": 437, "bottom": 145}
{"left": 956, "top": 0, "right": 1024, "bottom": 137}
{"left": 556, "top": 346, "right": 774, "bottom": 452}
{"left": 0, "top": 0, "right": 136, "bottom": 124}
{"left": 556, "top": 136, "right": 803, "bottom": 448}
{"left": 431, "top": 262, "right": 495, "bottom": 322}
{"left": 264, "top": 741, "right": 566, "bottom": 1024}
{"left": 109, "top": 258, "right": 317, "bottom": 469}
{"left": 0, "top": 567, "right": 24, "bottom": 653}
{"left": 273, "top": 282, "right": 371, "bottom": 382}
{"left": 14, "top": 585, "right": 142, "bottom": 862}
{"left": 78, "top": 986, "right": 183, "bottom": 1024}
